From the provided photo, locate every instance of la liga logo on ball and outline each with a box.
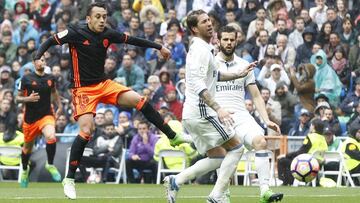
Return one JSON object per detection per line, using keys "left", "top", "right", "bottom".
{"left": 291, "top": 153, "right": 320, "bottom": 183}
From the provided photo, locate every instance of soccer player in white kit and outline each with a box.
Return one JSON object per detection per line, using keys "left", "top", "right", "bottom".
{"left": 164, "top": 10, "right": 256, "bottom": 203}
{"left": 215, "top": 25, "right": 283, "bottom": 203}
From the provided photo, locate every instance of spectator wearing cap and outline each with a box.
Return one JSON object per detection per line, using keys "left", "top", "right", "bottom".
{"left": 0, "top": 65, "right": 14, "bottom": 90}
{"left": 289, "top": 63, "right": 316, "bottom": 112}
{"left": 322, "top": 107, "right": 342, "bottom": 136}
{"left": 0, "top": 31, "right": 17, "bottom": 65}
{"left": 340, "top": 77, "right": 360, "bottom": 116}
{"left": 258, "top": 63, "right": 290, "bottom": 96}
{"left": 156, "top": 85, "right": 183, "bottom": 121}
{"left": 288, "top": 108, "right": 311, "bottom": 137}
{"left": 273, "top": 82, "right": 298, "bottom": 134}
{"left": 116, "top": 54, "right": 145, "bottom": 93}
{"left": 341, "top": 117, "right": 360, "bottom": 177}
{"left": 314, "top": 101, "right": 330, "bottom": 119}
{"left": 12, "top": 14, "right": 39, "bottom": 47}
{"left": 311, "top": 49, "right": 342, "bottom": 106}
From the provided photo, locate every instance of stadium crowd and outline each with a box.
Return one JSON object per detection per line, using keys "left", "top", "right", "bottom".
{"left": 0, "top": 0, "right": 360, "bottom": 185}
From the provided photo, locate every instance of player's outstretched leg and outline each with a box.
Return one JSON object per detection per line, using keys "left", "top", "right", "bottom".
{"left": 163, "top": 175, "right": 179, "bottom": 203}
{"left": 44, "top": 137, "right": 61, "bottom": 182}
{"left": 20, "top": 145, "right": 32, "bottom": 188}
{"left": 62, "top": 178, "right": 76, "bottom": 200}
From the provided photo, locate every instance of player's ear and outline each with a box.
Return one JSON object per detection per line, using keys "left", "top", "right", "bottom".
{"left": 86, "top": 15, "right": 91, "bottom": 24}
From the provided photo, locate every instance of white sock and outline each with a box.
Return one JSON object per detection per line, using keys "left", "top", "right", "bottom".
{"left": 210, "top": 145, "right": 244, "bottom": 198}
{"left": 175, "top": 157, "right": 223, "bottom": 185}
{"left": 255, "top": 150, "right": 270, "bottom": 196}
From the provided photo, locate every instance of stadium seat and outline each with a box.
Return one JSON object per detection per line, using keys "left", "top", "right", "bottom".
{"left": 315, "top": 151, "right": 347, "bottom": 187}
{"left": 0, "top": 146, "right": 23, "bottom": 182}
{"left": 107, "top": 148, "right": 127, "bottom": 184}
{"left": 241, "top": 150, "right": 277, "bottom": 186}
{"left": 156, "top": 149, "right": 186, "bottom": 184}
{"left": 64, "top": 147, "right": 94, "bottom": 178}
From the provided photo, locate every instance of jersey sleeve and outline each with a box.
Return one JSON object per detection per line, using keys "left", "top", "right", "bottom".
{"left": 53, "top": 28, "right": 78, "bottom": 45}
{"left": 107, "top": 28, "right": 162, "bottom": 49}
{"left": 186, "top": 49, "right": 211, "bottom": 95}
{"left": 245, "top": 70, "right": 256, "bottom": 86}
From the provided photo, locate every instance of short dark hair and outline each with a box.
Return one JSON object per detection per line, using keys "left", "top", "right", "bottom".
{"left": 103, "top": 121, "right": 115, "bottom": 128}
{"left": 87, "top": 2, "right": 107, "bottom": 16}
{"left": 218, "top": 25, "right": 238, "bottom": 40}
{"left": 311, "top": 118, "right": 325, "bottom": 134}
{"left": 186, "top": 9, "right": 207, "bottom": 35}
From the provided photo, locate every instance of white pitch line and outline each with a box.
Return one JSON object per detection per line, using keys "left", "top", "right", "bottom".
{"left": 2, "top": 194, "right": 359, "bottom": 200}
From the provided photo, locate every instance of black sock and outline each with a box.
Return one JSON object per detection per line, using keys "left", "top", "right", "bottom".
{"left": 46, "top": 142, "right": 56, "bottom": 165}
{"left": 66, "top": 135, "right": 88, "bottom": 179}
{"left": 140, "top": 101, "right": 176, "bottom": 139}
{"left": 21, "top": 151, "right": 31, "bottom": 170}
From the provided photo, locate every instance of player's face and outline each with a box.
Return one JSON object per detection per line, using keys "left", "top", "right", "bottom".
{"left": 194, "top": 14, "right": 213, "bottom": 40}
{"left": 87, "top": 6, "right": 107, "bottom": 33}
{"left": 219, "top": 32, "right": 236, "bottom": 57}
{"left": 35, "top": 56, "right": 46, "bottom": 72}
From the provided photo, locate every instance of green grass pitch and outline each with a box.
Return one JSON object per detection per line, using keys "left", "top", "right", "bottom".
{"left": 0, "top": 182, "right": 358, "bottom": 203}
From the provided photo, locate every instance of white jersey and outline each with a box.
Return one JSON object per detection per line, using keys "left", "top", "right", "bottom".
{"left": 215, "top": 54, "right": 256, "bottom": 115}
{"left": 182, "top": 37, "right": 218, "bottom": 119}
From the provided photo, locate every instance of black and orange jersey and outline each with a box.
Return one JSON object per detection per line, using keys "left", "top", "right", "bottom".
{"left": 18, "top": 72, "right": 56, "bottom": 124}
{"left": 35, "top": 23, "right": 162, "bottom": 88}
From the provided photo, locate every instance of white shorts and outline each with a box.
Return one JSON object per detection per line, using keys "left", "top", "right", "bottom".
{"left": 183, "top": 116, "right": 235, "bottom": 155}
{"left": 232, "top": 112, "right": 265, "bottom": 150}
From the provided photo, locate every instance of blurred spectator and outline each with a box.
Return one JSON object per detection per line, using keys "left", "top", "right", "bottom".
{"left": 289, "top": 63, "right": 316, "bottom": 112}
{"left": 79, "top": 122, "right": 123, "bottom": 183}
{"left": 147, "top": 47, "right": 176, "bottom": 77}
{"left": 192, "top": 0, "right": 217, "bottom": 13}
{"left": 56, "top": 0, "right": 79, "bottom": 24}
{"left": 331, "top": 46, "right": 351, "bottom": 88}
{"left": 116, "top": 111, "right": 137, "bottom": 149}
{"left": 0, "top": 65, "right": 14, "bottom": 90}
{"left": 111, "top": 0, "right": 131, "bottom": 23}
{"left": 128, "top": 16, "right": 144, "bottom": 38}
{"left": 260, "top": 87, "right": 282, "bottom": 135}
{"left": 143, "top": 21, "right": 158, "bottom": 42}
{"left": 288, "top": 108, "right": 311, "bottom": 136}
{"left": 340, "top": 78, "right": 360, "bottom": 116}
{"left": 30, "top": 0, "right": 57, "bottom": 32}
{"left": 126, "top": 121, "right": 158, "bottom": 183}
{"left": 12, "top": 14, "right": 39, "bottom": 47}
{"left": 288, "top": 16, "right": 305, "bottom": 49}
{"left": 156, "top": 85, "right": 183, "bottom": 121}
{"left": 63, "top": 113, "right": 79, "bottom": 135}
{"left": 11, "top": 60, "right": 21, "bottom": 80}
{"left": 175, "top": 79, "right": 185, "bottom": 102}
{"left": 269, "top": 19, "right": 290, "bottom": 44}
{"left": 116, "top": 54, "right": 145, "bottom": 93}
{"left": 146, "top": 75, "right": 164, "bottom": 104}
{"left": 132, "top": 0, "right": 165, "bottom": 20}
{"left": 52, "top": 64, "right": 70, "bottom": 99}
{"left": 316, "top": 22, "right": 332, "bottom": 47}
{"left": 0, "top": 19, "right": 14, "bottom": 38}
{"left": 341, "top": 117, "right": 360, "bottom": 179}
{"left": 214, "top": 0, "right": 242, "bottom": 25}
{"left": 139, "top": 5, "right": 162, "bottom": 28}
{"left": 117, "top": 8, "right": 132, "bottom": 33}
{"left": 258, "top": 63, "right": 290, "bottom": 96}
{"left": 273, "top": 82, "right": 298, "bottom": 134}
{"left": 55, "top": 113, "right": 68, "bottom": 133}
{"left": 314, "top": 101, "right": 330, "bottom": 119}
{"left": 335, "top": 0, "right": 350, "bottom": 19}
{"left": 300, "top": 9, "right": 318, "bottom": 33}
{"left": 295, "top": 25, "right": 318, "bottom": 66}
{"left": 323, "top": 32, "right": 344, "bottom": 60}
{"left": 25, "top": 38, "right": 36, "bottom": 55}
{"left": 322, "top": 108, "right": 342, "bottom": 136}
{"left": 324, "top": 125, "right": 342, "bottom": 151}
{"left": 0, "top": 31, "right": 17, "bottom": 65}
{"left": 275, "top": 34, "right": 296, "bottom": 70}
{"left": 126, "top": 45, "right": 149, "bottom": 78}
{"left": 239, "top": 0, "right": 259, "bottom": 33}
{"left": 309, "top": 0, "right": 327, "bottom": 30}
{"left": 288, "top": 0, "right": 304, "bottom": 22}
{"left": 339, "top": 17, "right": 358, "bottom": 47}
{"left": 164, "top": 30, "right": 186, "bottom": 69}
{"left": 245, "top": 99, "right": 266, "bottom": 130}
{"left": 311, "top": 49, "right": 342, "bottom": 106}
{"left": 278, "top": 118, "right": 328, "bottom": 185}
{"left": 251, "top": 29, "right": 269, "bottom": 61}
{"left": 159, "top": 9, "right": 177, "bottom": 36}
{"left": 326, "top": 7, "right": 342, "bottom": 34}
{"left": 13, "top": 1, "right": 29, "bottom": 22}
{"left": 15, "top": 44, "right": 30, "bottom": 66}
{"left": 348, "top": 34, "right": 360, "bottom": 78}
{"left": 104, "top": 56, "right": 118, "bottom": 80}
{"left": 247, "top": 7, "right": 274, "bottom": 40}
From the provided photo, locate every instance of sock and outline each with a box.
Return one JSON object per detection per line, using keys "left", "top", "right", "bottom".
{"left": 46, "top": 140, "right": 56, "bottom": 165}
{"left": 175, "top": 157, "right": 223, "bottom": 186}
{"left": 138, "top": 100, "right": 176, "bottom": 139}
{"left": 210, "top": 145, "right": 244, "bottom": 198}
{"left": 66, "top": 135, "right": 89, "bottom": 179}
{"left": 255, "top": 150, "right": 270, "bottom": 196}
{"left": 21, "top": 149, "right": 31, "bottom": 171}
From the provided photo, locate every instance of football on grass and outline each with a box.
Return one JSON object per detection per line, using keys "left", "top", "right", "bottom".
{"left": 291, "top": 153, "right": 320, "bottom": 183}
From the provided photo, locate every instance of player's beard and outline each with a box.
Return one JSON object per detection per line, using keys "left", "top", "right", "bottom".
{"left": 220, "top": 45, "right": 235, "bottom": 57}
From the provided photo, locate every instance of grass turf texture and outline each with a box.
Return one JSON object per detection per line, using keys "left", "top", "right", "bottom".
{"left": 0, "top": 182, "right": 358, "bottom": 203}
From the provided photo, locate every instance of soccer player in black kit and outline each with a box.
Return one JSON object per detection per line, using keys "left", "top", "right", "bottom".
{"left": 33, "top": 2, "right": 189, "bottom": 199}
{"left": 16, "top": 54, "right": 63, "bottom": 188}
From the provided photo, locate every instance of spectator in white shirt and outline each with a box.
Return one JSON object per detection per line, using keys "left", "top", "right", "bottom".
{"left": 288, "top": 16, "right": 305, "bottom": 49}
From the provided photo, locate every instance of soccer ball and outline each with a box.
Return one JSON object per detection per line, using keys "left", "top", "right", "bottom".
{"left": 290, "top": 153, "right": 320, "bottom": 183}
{"left": 87, "top": 172, "right": 101, "bottom": 184}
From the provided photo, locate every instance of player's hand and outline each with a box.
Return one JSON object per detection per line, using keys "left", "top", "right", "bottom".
{"left": 160, "top": 46, "right": 171, "bottom": 60}
{"left": 131, "top": 154, "right": 141, "bottom": 160}
{"left": 266, "top": 120, "right": 281, "bottom": 134}
{"left": 27, "top": 91, "right": 40, "bottom": 102}
{"left": 217, "top": 108, "right": 234, "bottom": 127}
{"left": 238, "top": 61, "right": 257, "bottom": 78}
